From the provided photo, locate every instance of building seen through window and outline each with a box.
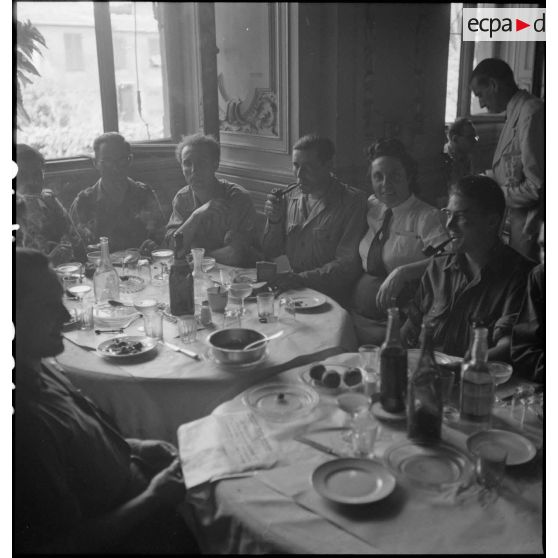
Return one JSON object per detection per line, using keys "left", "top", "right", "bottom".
{"left": 16, "top": 1, "right": 168, "bottom": 159}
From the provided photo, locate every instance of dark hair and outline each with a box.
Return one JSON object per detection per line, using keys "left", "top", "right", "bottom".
{"left": 470, "top": 58, "right": 516, "bottom": 88}
{"left": 93, "top": 132, "right": 131, "bottom": 157}
{"left": 293, "top": 134, "right": 335, "bottom": 164}
{"left": 448, "top": 117, "right": 475, "bottom": 138}
{"left": 16, "top": 144, "right": 45, "bottom": 168}
{"left": 449, "top": 175, "right": 506, "bottom": 220}
{"left": 367, "top": 138, "right": 418, "bottom": 193}
{"left": 15, "top": 248, "right": 51, "bottom": 304}
{"left": 175, "top": 133, "right": 220, "bottom": 164}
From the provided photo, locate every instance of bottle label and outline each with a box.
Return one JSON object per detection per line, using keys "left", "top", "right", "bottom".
{"left": 460, "top": 380, "right": 494, "bottom": 419}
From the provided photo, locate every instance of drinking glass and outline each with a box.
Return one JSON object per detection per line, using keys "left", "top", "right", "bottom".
{"left": 177, "top": 314, "right": 198, "bottom": 344}
{"left": 151, "top": 249, "right": 174, "bottom": 283}
{"left": 219, "top": 268, "right": 234, "bottom": 291}
{"left": 143, "top": 311, "right": 163, "bottom": 340}
{"left": 337, "top": 392, "right": 370, "bottom": 445}
{"left": 228, "top": 282, "right": 252, "bottom": 317}
{"left": 279, "top": 296, "right": 297, "bottom": 321}
{"left": 358, "top": 344, "right": 380, "bottom": 398}
{"left": 473, "top": 442, "right": 507, "bottom": 505}
{"left": 351, "top": 408, "right": 379, "bottom": 459}
{"left": 256, "top": 292, "right": 278, "bottom": 323}
{"left": 487, "top": 362, "right": 513, "bottom": 407}
{"left": 137, "top": 259, "right": 152, "bottom": 285}
{"left": 67, "top": 284, "right": 93, "bottom": 330}
{"left": 438, "top": 365, "right": 459, "bottom": 422}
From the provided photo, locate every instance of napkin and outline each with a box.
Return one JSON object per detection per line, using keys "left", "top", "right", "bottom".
{"left": 177, "top": 411, "right": 279, "bottom": 488}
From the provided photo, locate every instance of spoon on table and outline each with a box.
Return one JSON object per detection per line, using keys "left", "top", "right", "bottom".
{"left": 243, "top": 330, "right": 284, "bottom": 351}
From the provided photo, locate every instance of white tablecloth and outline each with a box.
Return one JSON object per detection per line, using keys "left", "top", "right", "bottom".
{"left": 53, "top": 279, "right": 357, "bottom": 443}
{"left": 181, "top": 354, "right": 543, "bottom": 554}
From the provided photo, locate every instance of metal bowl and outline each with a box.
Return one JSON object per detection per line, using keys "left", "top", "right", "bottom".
{"left": 207, "top": 328, "right": 267, "bottom": 365}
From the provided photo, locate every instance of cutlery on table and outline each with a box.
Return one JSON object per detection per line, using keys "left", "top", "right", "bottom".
{"left": 95, "top": 314, "right": 142, "bottom": 335}
{"left": 159, "top": 340, "right": 201, "bottom": 361}
{"left": 295, "top": 435, "right": 344, "bottom": 458}
{"left": 243, "top": 330, "right": 284, "bottom": 351}
{"left": 62, "top": 335, "right": 97, "bottom": 352}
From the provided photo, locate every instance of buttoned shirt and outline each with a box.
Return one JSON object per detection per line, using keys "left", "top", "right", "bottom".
{"left": 16, "top": 190, "right": 84, "bottom": 262}
{"left": 165, "top": 180, "right": 258, "bottom": 265}
{"left": 511, "top": 264, "right": 544, "bottom": 383}
{"left": 262, "top": 176, "right": 368, "bottom": 304}
{"left": 14, "top": 363, "right": 146, "bottom": 552}
{"left": 492, "top": 90, "right": 544, "bottom": 241}
{"left": 406, "top": 241, "right": 534, "bottom": 357}
{"left": 70, "top": 177, "right": 165, "bottom": 252}
{"left": 359, "top": 194, "right": 449, "bottom": 276}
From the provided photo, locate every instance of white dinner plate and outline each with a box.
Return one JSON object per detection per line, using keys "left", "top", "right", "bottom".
{"left": 312, "top": 458, "right": 396, "bottom": 505}
{"left": 466, "top": 429, "right": 536, "bottom": 466}
{"left": 97, "top": 335, "right": 158, "bottom": 359}
{"left": 301, "top": 364, "right": 364, "bottom": 395}
{"left": 290, "top": 294, "right": 327, "bottom": 310}
{"left": 384, "top": 440, "right": 473, "bottom": 491}
{"left": 243, "top": 382, "right": 319, "bottom": 422}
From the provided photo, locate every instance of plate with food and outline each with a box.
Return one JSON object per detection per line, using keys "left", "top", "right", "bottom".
{"left": 312, "top": 458, "right": 396, "bottom": 505}
{"left": 301, "top": 363, "right": 364, "bottom": 395}
{"left": 289, "top": 294, "right": 327, "bottom": 310}
{"left": 97, "top": 335, "right": 158, "bottom": 359}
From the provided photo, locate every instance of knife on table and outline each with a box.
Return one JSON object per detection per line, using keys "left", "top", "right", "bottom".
{"left": 295, "top": 436, "right": 344, "bottom": 458}
{"left": 159, "top": 340, "right": 201, "bottom": 361}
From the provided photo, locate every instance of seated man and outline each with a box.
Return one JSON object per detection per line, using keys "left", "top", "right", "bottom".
{"left": 511, "top": 223, "right": 544, "bottom": 383}
{"left": 262, "top": 134, "right": 367, "bottom": 305}
{"left": 165, "top": 133, "right": 260, "bottom": 267}
{"left": 14, "top": 248, "right": 198, "bottom": 554}
{"left": 401, "top": 175, "right": 534, "bottom": 360}
{"left": 15, "top": 144, "right": 84, "bottom": 264}
{"left": 70, "top": 132, "right": 165, "bottom": 254}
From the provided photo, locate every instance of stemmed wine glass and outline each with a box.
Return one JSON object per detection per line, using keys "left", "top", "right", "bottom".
{"left": 67, "top": 284, "right": 93, "bottom": 330}
{"left": 151, "top": 249, "right": 174, "bottom": 283}
{"left": 228, "top": 282, "right": 253, "bottom": 318}
{"left": 487, "top": 362, "right": 513, "bottom": 407}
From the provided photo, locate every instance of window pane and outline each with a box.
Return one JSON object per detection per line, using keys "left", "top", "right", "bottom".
{"left": 110, "top": 2, "right": 169, "bottom": 141}
{"left": 445, "top": 3, "right": 463, "bottom": 123}
{"left": 16, "top": 2, "right": 103, "bottom": 159}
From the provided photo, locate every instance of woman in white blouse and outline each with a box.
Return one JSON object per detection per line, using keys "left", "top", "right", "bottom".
{"left": 352, "top": 139, "right": 449, "bottom": 319}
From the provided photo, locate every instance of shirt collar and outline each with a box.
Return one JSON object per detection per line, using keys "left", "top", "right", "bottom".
{"left": 97, "top": 177, "right": 132, "bottom": 202}
{"left": 391, "top": 194, "right": 416, "bottom": 216}
{"left": 443, "top": 240, "right": 506, "bottom": 275}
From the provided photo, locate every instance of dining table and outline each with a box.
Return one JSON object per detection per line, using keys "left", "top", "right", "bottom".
{"left": 177, "top": 352, "right": 544, "bottom": 554}
{"left": 50, "top": 265, "right": 358, "bottom": 443}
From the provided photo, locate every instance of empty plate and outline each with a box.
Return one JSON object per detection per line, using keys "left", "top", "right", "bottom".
{"left": 243, "top": 382, "right": 319, "bottom": 422}
{"left": 312, "top": 458, "right": 396, "bottom": 505}
{"left": 384, "top": 440, "right": 473, "bottom": 491}
{"left": 467, "top": 429, "right": 536, "bottom": 466}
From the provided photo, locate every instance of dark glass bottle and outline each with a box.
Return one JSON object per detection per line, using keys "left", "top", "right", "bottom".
{"left": 169, "top": 234, "right": 195, "bottom": 316}
{"left": 459, "top": 326, "right": 494, "bottom": 424}
{"left": 407, "top": 322, "right": 442, "bottom": 442}
{"left": 380, "top": 307, "right": 408, "bottom": 413}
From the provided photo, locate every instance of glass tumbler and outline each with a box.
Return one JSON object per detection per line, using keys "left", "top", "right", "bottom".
{"left": 143, "top": 311, "right": 163, "bottom": 340}
{"left": 177, "top": 314, "right": 198, "bottom": 344}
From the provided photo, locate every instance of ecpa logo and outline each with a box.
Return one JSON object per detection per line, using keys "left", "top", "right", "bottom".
{"left": 463, "top": 8, "right": 545, "bottom": 42}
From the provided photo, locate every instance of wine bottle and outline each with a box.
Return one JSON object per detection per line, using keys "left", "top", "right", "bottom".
{"left": 407, "top": 321, "right": 442, "bottom": 442}
{"left": 379, "top": 307, "right": 408, "bottom": 413}
{"left": 169, "top": 233, "right": 195, "bottom": 316}
{"left": 93, "top": 236, "right": 120, "bottom": 303}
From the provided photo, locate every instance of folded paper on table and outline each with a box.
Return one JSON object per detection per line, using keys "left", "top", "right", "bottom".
{"left": 178, "top": 411, "right": 279, "bottom": 488}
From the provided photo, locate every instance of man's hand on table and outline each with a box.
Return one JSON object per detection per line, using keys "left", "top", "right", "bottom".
{"left": 127, "top": 439, "right": 178, "bottom": 471}
{"left": 146, "top": 458, "right": 186, "bottom": 506}
{"left": 267, "top": 271, "right": 305, "bottom": 294}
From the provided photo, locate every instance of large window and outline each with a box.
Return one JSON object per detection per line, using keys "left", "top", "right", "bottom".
{"left": 16, "top": 1, "right": 170, "bottom": 159}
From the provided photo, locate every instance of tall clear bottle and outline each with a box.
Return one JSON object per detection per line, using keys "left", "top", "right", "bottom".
{"left": 191, "top": 248, "right": 213, "bottom": 311}
{"left": 407, "top": 322, "right": 442, "bottom": 442}
{"left": 93, "top": 236, "right": 120, "bottom": 303}
{"left": 379, "top": 307, "right": 408, "bottom": 413}
{"left": 459, "top": 326, "right": 494, "bottom": 425}
{"left": 169, "top": 234, "right": 195, "bottom": 316}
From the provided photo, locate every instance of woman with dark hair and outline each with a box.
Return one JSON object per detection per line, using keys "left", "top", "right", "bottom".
{"left": 352, "top": 138, "right": 449, "bottom": 320}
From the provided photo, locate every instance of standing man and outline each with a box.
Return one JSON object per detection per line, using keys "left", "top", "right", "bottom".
{"left": 165, "top": 133, "right": 260, "bottom": 267}
{"left": 262, "top": 134, "right": 367, "bottom": 306}
{"left": 470, "top": 58, "right": 544, "bottom": 260}
{"left": 70, "top": 132, "right": 165, "bottom": 254}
